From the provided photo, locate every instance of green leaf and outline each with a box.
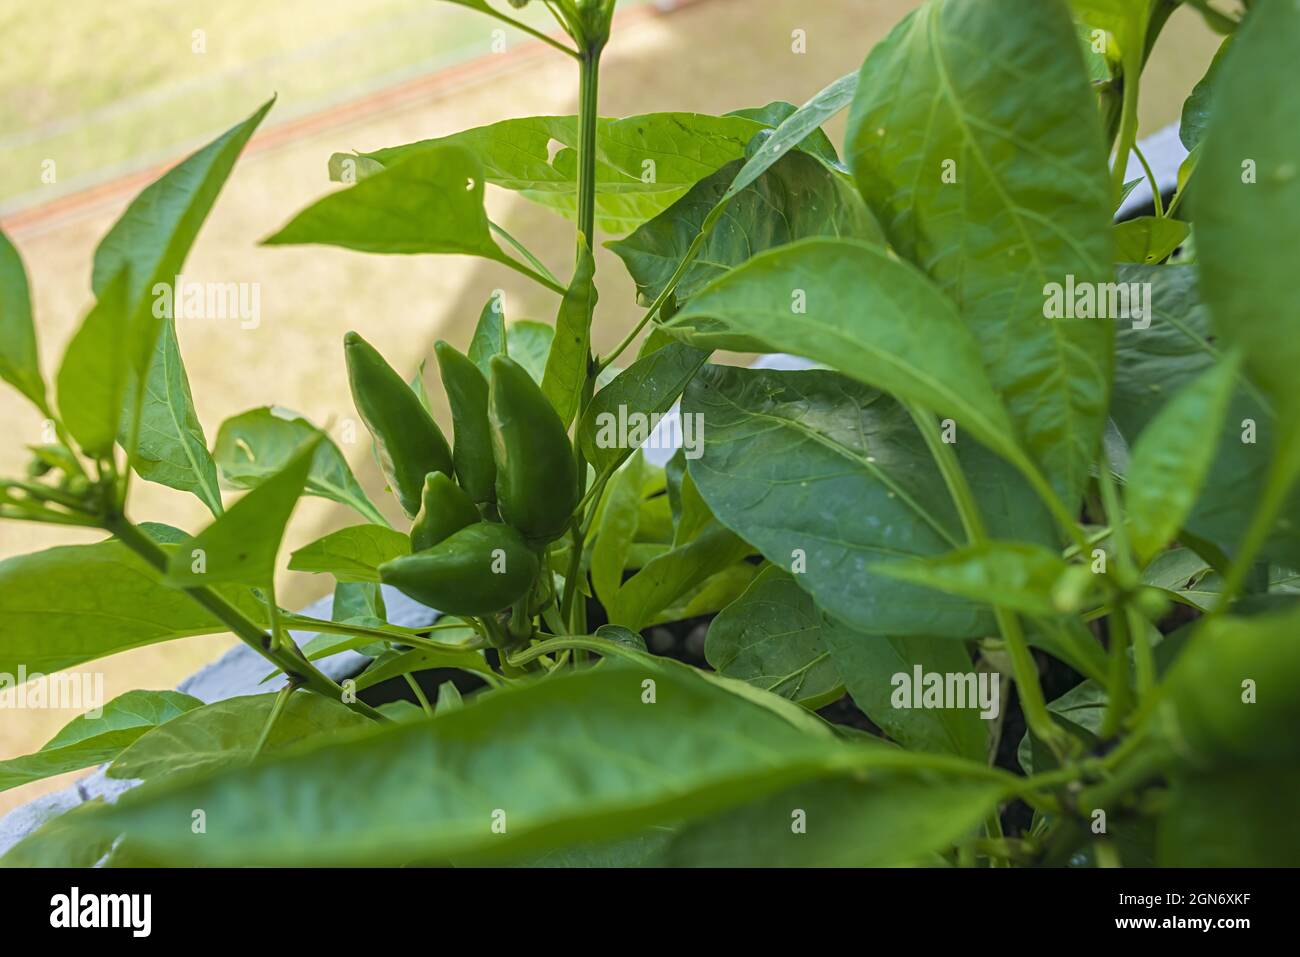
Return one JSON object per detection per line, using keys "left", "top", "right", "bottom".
{"left": 1125, "top": 355, "right": 1242, "bottom": 565}
{"left": 265, "top": 146, "right": 516, "bottom": 269}
{"left": 1112, "top": 216, "right": 1190, "bottom": 264}
{"left": 93, "top": 97, "right": 273, "bottom": 375}
{"left": 1180, "top": 36, "right": 1231, "bottom": 151}
{"left": 107, "top": 692, "right": 368, "bottom": 781}
{"left": 540, "top": 240, "right": 597, "bottom": 426}
{"left": 72, "top": 663, "right": 890, "bottom": 866}
{"left": 871, "top": 541, "right": 1096, "bottom": 619}
{"left": 608, "top": 150, "right": 879, "bottom": 307}
{"left": 119, "top": 318, "right": 223, "bottom": 516}
{"left": 214, "top": 406, "right": 386, "bottom": 526}
{"left": 724, "top": 72, "right": 858, "bottom": 197}
{"left": 0, "top": 229, "right": 47, "bottom": 412}
{"left": 354, "top": 644, "right": 493, "bottom": 690}
{"left": 608, "top": 522, "right": 751, "bottom": 632}
{"left": 578, "top": 341, "right": 710, "bottom": 475}
{"left": 705, "top": 567, "right": 842, "bottom": 707}
{"left": 0, "top": 534, "right": 269, "bottom": 676}
{"left": 1110, "top": 264, "right": 1300, "bottom": 569}
{"left": 847, "top": 0, "right": 1114, "bottom": 508}
{"left": 331, "top": 112, "right": 772, "bottom": 235}
{"left": 0, "top": 691, "right": 201, "bottom": 794}
{"left": 1154, "top": 600, "right": 1300, "bottom": 765}
{"left": 664, "top": 771, "right": 1004, "bottom": 866}
{"left": 682, "top": 365, "right": 1054, "bottom": 637}
{"left": 505, "top": 320, "right": 553, "bottom": 384}
{"left": 288, "top": 524, "right": 411, "bottom": 583}
{"left": 57, "top": 269, "right": 132, "bottom": 457}
{"left": 591, "top": 451, "right": 645, "bottom": 610}
{"left": 820, "top": 622, "right": 988, "bottom": 761}
{"left": 662, "top": 238, "right": 1021, "bottom": 468}
{"left": 1195, "top": 0, "right": 1300, "bottom": 421}
{"left": 467, "top": 296, "right": 507, "bottom": 377}
{"left": 166, "top": 435, "right": 320, "bottom": 587}
{"left": 1158, "top": 766, "right": 1300, "bottom": 866}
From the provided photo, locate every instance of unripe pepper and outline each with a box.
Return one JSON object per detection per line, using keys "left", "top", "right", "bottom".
{"left": 344, "top": 331, "right": 453, "bottom": 517}
{"left": 434, "top": 340, "right": 495, "bottom": 506}
{"left": 410, "top": 471, "right": 479, "bottom": 551}
{"left": 379, "top": 521, "right": 539, "bottom": 617}
{"left": 488, "top": 354, "right": 579, "bottom": 543}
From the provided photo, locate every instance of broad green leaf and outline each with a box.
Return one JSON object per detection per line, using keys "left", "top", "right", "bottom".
{"left": 505, "top": 320, "right": 553, "bottom": 383}
{"left": 0, "top": 533, "right": 270, "bottom": 676}
{"left": 871, "top": 541, "right": 1097, "bottom": 619}
{"left": 1180, "top": 37, "right": 1231, "bottom": 151}
{"left": 0, "top": 229, "right": 47, "bottom": 412}
{"left": 662, "top": 238, "right": 1021, "bottom": 468}
{"left": 56, "top": 269, "right": 132, "bottom": 457}
{"left": 214, "top": 406, "right": 386, "bottom": 526}
{"left": 665, "top": 771, "right": 1004, "bottom": 866}
{"left": 288, "top": 524, "right": 411, "bottom": 583}
{"left": 820, "top": 621, "right": 988, "bottom": 761}
{"left": 167, "top": 435, "right": 320, "bottom": 587}
{"left": 541, "top": 240, "right": 597, "bottom": 426}
{"left": 1125, "top": 355, "right": 1241, "bottom": 565}
{"left": 1195, "top": 0, "right": 1300, "bottom": 422}
{"left": 93, "top": 97, "right": 273, "bottom": 375}
{"left": 119, "top": 317, "right": 222, "bottom": 516}
{"left": 0, "top": 691, "right": 201, "bottom": 794}
{"left": 682, "top": 365, "right": 1054, "bottom": 637}
{"left": 354, "top": 645, "right": 493, "bottom": 690}
{"left": 1112, "top": 216, "right": 1190, "bottom": 264}
{"left": 705, "top": 567, "right": 842, "bottom": 707}
{"left": 724, "top": 98, "right": 839, "bottom": 166}
{"left": 592, "top": 451, "right": 645, "bottom": 610}
{"left": 435, "top": 681, "right": 463, "bottom": 714}
{"left": 608, "top": 522, "right": 751, "bottom": 632}
{"left": 578, "top": 340, "right": 710, "bottom": 475}
{"left": 71, "top": 664, "right": 887, "bottom": 866}
{"left": 467, "top": 296, "right": 507, "bottom": 376}
{"left": 107, "top": 692, "right": 368, "bottom": 781}
{"left": 608, "top": 150, "right": 879, "bottom": 306}
{"left": 1154, "top": 601, "right": 1300, "bottom": 765}
{"left": 265, "top": 146, "right": 516, "bottom": 270}
{"left": 1158, "top": 766, "right": 1300, "bottom": 866}
{"left": 1110, "top": 264, "right": 1300, "bottom": 568}
{"left": 651, "top": 562, "right": 756, "bottom": 627}
{"left": 330, "top": 112, "right": 771, "bottom": 235}
{"left": 847, "top": 0, "right": 1114, "bottom": 508}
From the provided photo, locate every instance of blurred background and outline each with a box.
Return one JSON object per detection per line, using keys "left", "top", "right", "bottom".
{"left": 0, "top": 0, "right": 1217, "bottom": 811}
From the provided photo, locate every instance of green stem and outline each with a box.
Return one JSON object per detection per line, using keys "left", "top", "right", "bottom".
{"left": 500, "top": 254, "right": 567, "bottom": 295}
{"left": 106, "top": 514, "right": 388, "bottom": 723}
{"left": 251, "top": 684, "right": 294, "bottom": 760}
{"left": 1110, "top": 66, "right": 1141, "bottom": 201}
{"left": 907, "top": 403, "right": 1070, "bottom": 760}
{"left": 490, "top": 221, "right": 562, "bottom": 289}
{"left": 1132, "top": 142, "right": 1164, "bottom": 218}
{"left": 476, "top": 5, "right": 580, "bottom": 58}
{"left": 404, "top": 674, "right": 435, "bottom": 717}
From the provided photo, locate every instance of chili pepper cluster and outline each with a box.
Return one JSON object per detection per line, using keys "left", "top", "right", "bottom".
{"left": 342, "top": 332, "right": 578, "bottom": 630}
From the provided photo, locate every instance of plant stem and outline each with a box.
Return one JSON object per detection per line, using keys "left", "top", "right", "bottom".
{"left": 907, "top": 403, "right": 1071, "bottom": 760}
{"left": 476, "top": 5, "right": 580, "bottom": 58}
{"left": 251, "top": 684, "right": 294, "bottom": 760}
{"left": 404, "top": 673, "right": 435, "bottom": 718}
{"left": 105, "top": 514, "right": 388, "bottom": 723}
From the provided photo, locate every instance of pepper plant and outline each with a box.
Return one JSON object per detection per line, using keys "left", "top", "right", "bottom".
{"left": 0, "top": 0, "right": 1297, "bottom": 867}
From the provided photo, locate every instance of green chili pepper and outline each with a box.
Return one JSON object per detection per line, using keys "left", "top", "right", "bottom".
{"left": 434, "top": 340, "right": 495, "bottom": 506}
{"left": 410, "top": 471, "right": 479, "bottom": 551}
{"left": 488, "top": 354, "right": 579, "bottom": 543}
{"left": 379, "top": 521, "right": 539, "bottom": 617}
{"left": 345, "top": 331, "right": 453, "bottom": 517}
